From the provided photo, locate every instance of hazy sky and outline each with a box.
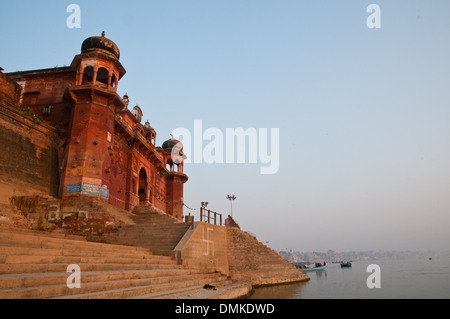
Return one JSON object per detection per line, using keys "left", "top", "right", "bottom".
{"left": 1, "top": 1, "right": 450, "bottom": 252}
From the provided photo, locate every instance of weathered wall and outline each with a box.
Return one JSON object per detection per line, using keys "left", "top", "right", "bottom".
{"left": 0, "top": 72, "right": 22, "bottom": 108}
{"left": 13, "top": 69, "right": 76, "bottom": 130}
{"left": 0, "top": 106, "right": 59, "bottom": 204}
{"left": 9, "top": 195, "right": 135, "bottom": 235}
{"left": 174, "top": 222, "right": 229, "bottom": 276}
{"left": 226, "top": 227, "right": 309, "bottom": 286}
{"left": 174, "top": 222, "right": 310, "bottom": 287}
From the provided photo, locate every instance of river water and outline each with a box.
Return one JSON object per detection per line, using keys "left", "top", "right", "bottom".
{"left": 248, "top": 258, "right": 450, "bottom": 299}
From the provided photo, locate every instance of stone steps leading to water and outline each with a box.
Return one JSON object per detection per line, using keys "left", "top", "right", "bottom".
{"left": 0, "top": 228, "right": 233, "bottom": 299}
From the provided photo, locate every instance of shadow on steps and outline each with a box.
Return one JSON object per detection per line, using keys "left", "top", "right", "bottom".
{"left": 89, "top": 205, "right": 193, "bottom": 256}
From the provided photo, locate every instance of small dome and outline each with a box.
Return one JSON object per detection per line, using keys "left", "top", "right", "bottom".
{"left": 144, "top": 121, "right": 155, "bottom": 132}
{"left": 81, "top": 32, "right": 120, "bottom": 60}
{"left": 162, "top": 138, "right": 183, "bottom": 154}
{"left": 132, "top": 105, "right": 143, "bottom": 122}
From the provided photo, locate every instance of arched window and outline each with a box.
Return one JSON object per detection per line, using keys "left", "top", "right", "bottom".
{"left": 96, "top": 67, "right": 109, "bottom": 85}
{"left": 82, "top": 66, "right": 94, "bottom": 84}
{"left": 145, "top": 132, "right": 152, "bottom": 143}
{"left": 111, "top": 73, "right": 117, "bottom": 88}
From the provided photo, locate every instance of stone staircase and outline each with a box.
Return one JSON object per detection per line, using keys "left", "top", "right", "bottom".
{"left": 0, "top": 228, "right": 242, "bottom": 299}
{"left": 226, "top": 227, "right": 309, "bottom": 286}
{"left": 95, "top": 206, "right": 193, "bottom": 256}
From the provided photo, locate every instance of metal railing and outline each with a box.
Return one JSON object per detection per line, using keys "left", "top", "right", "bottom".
{"left": 200, "top": 207, "right": 222, "bottom": 226}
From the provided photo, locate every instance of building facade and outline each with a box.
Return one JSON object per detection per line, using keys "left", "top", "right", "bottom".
{"left": 4, "top": 33, "right": 188, "bottom": 221}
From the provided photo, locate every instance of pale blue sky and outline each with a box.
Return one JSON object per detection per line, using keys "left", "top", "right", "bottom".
{"left": 1, "top": 1, "right": 450, "bottom": 252}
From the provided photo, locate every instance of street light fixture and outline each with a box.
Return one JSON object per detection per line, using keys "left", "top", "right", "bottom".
{"left": 226, "top": 195, "right": 236, "bottom": 217}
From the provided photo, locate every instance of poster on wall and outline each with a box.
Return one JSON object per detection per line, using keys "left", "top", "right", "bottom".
{"left": 82, "top": 183, "right": 100, "bottom": 196}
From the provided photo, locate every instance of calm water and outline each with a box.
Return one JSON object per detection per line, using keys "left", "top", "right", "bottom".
{"left": 248, "top": 258, "right": 450, "bottom": 299}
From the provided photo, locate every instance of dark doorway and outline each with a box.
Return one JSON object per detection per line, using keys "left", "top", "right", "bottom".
{"left": 138, "top": 168, "right": 148, "bottom": 203}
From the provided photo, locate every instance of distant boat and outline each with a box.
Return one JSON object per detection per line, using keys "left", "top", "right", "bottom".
{"left": 429, "top": 258, "right": 432, "bottom": 260}
{"left": 340, "top": 261, "right": 352, "bottom": 268}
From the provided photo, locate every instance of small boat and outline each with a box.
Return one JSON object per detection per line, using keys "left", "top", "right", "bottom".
{"left": 300, "top": 265, "right": 327, "bottom": 272}
{"left": 297, "top": 264, "right": 327, "bottom": 272}
{"left": 340, "top": 261, "right": 352, "bottom": 268}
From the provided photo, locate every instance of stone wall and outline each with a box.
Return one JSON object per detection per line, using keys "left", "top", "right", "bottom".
{"left": 174, "top": 222, "right": 309, "bottom": 287}
{"left": 174, "top": 222, "right": 229, "bottom": 276}
{"left": 0, "top": 105, "right": 60, "bottom": 204}
{"left": 9, "top": 195, "right": 135, "bottom": 235}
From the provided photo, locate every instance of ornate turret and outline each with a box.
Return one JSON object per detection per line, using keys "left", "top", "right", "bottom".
{"left": 160, "top": 136, "right": 188, "bottom": 220}
{"left": 71, "top": 32, "right": 126, "bottom": 92}
{"left": 63, "top": 33, "right": 127, "bottom": 205}
{"left": 132, "top": 105, "right": 143, "bottom": 122}
{"left": 162, "top": 137, "right": 187, "bottom": 173}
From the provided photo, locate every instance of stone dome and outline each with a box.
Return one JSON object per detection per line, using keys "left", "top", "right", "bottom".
{"left": 162, "top": 138, "right": 183, "bottom": 155}
{"left": 81, "top": 32, "right": 120, "bottom": 60}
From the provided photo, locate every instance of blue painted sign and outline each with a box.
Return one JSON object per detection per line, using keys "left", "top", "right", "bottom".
{"left": 100, "top": 187, "right": 109, "bottom": 199}
{"left": 66, "top": 184, "right": 81, "bottom": 194}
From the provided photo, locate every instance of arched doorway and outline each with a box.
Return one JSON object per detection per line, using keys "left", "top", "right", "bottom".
{"left": 138, "top": 168, "right": 148, "bottom": 203}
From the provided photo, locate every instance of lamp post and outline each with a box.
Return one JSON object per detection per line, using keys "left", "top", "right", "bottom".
{"left": 200, "top": 202, "right": 208, "bottom": 222}
{"left": 226, "top": 195, "right": 236, "bottom": 217}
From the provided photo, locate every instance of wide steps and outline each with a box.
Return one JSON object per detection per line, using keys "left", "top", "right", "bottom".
{"left": 0, "top": 232, "right": 149, "bottom": 254}
{"left": 0, "top": 247, "right": 167, "bottom": 261}
{"left": 143, "top": 281, "right": 252, "bottom": 299}
{"left": 97, "top": 206, "right": 192, "bottom": 253}
{"left": 132, "top": 278, "right": 233, "bottom": 299}
{"left": 0, "top": 272, "right": 224, "bottom": 299}
{"left": 51, "top": 274, "right": 229, "bottom": 299}
{"left": 0, "top": 268, "right": 212, "bottom": 289}
{"left": 0, "top": 262, "right": 184, "bottom": 275}
{"left": 0, "top": 253, "right": 177, "bottom": 265}
{"left": 0, "top": 230, "right": 231, "bottom": 299}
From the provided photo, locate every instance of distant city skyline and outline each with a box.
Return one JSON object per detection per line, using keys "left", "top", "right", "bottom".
{"left": 1, "top": 1, "right": 450, "bottom": 252}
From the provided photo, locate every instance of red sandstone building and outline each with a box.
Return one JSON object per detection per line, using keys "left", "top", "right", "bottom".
{"left": 0, "top": 33, "right": 188, "bottom": 221}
